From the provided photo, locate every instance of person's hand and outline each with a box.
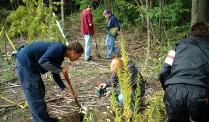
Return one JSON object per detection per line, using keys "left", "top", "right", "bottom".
{"left": 62, "top": 66, "right": 69, "bottom": 74}
{"left": 99, "top": 83, "right": 107, "bottom": 89}
{"left": 89, "top": 23, "right": 93, "bottom": 27}
{"left": 92, "top": 38, "right": 96, "bottom": 42}
{"left": 104, "top": 91, "right": 111, "bottom": 97}
{"left": 117, "top": 31, "right": 123, "bottom": 36}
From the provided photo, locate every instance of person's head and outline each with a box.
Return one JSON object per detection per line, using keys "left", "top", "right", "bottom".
{"left": 87, "top": 2, "right": 96, "bottom": 11}
{"left": 191, "top": 22, "right": 209, "bottom": 39}
{"left": 103, "top": 10, "right": 111, "bottom": 19}
{"left": 110, "top": 58, "right": 124, "bottom": 73}
{"left": 65, "top": 41, "right": 84, "bottom": 61}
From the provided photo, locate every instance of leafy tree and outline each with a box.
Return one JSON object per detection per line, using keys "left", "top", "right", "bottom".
{"left": 7, "top": 0, "right": 62, "bottom": 42}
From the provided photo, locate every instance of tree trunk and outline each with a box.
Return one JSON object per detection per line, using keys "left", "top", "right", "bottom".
{"left": 104, "top": 0, "right": 113, "bottom": 12}
{"left": 145, "top": 0, "right": 151, "bottom": 64}
{"left": 159, "top": 0, "right": 164, "bottom": 43}
{"left": 191, "top": 0, "right": 209, "bottom": 25}
{"left": 61, "top": 0, "right": 65, "bottom": 29}
{"left": 134, "top": 0, "right": 146, "bottom": 31}
{"left": 48, "top": 0, "right": 53, "bottom": 38}
{"left": 49, "top": 0, "right": 53, "bottom": 10}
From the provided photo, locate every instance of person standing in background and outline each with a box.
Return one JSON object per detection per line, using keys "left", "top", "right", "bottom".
{"left": 103, "top": 10, "right": 120, "bottom": 60}
{"left": 80, "top": 3, "right": 96, "bottom": 62}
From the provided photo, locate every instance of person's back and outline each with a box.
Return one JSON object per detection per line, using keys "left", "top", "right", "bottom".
{"left": 106, "top": 15, "right": 120, "bottom": 32}
{"left": 159, "top": 23, "right": 209, "bottom": 122}
{"left": 80, "top": 9, "right": 94, "bottom": 35}
{"left": 17, "top": 41, "right": 66, "bottom": 73}
{"left": 164, "top": 37, "right": 209, "bottom": 88}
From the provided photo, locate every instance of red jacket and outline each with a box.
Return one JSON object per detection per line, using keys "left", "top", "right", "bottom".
{"left": 80, "top": 9, "right": 94, "bottom": 35}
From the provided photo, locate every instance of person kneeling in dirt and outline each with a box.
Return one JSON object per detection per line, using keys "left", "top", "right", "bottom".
{"left": 97, "top": 58, "right": 145, "bottom": 110}
{"left": 16, "top": 41, "right": 84, "bottom": 122}
{"left": 159, "top": 23, "right": 209, "bottom": 122}
{"left": 103, "top": 10, "right": 121, "bottom": 60}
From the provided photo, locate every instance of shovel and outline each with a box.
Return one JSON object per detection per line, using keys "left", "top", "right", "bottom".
{"left": 63, "top": 72, "right": 88, "bottom": 113}
{"left": 95, "top": 41, "right": 101, "bottom": 59}
{"left": 94, "top": 35, "right": 102, "bottom": 59}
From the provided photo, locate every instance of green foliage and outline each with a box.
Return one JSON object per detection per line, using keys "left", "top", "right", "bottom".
{"left": 0, "top": 70, "right": 14, "bottom": 81}
{"left": 110, "top": 88, "right": 122, "bottom": 122}
{"left": 145, "top": 91, "right": 166, "bottom": 122}
{"left": 74, "top": 0, "right": 89, "bottom": 10}
{"left": 0, "top": 58, "right": 15, "bottom": 81}
{"left": 7, "top": 0, "right": 63, "bottom": 42}
{"left": 108, "top": 34, "right": 133, "bottom": 122}
{"left": 148, "top": 2, "right": 184, "bottom": 25}
{"left": 147, "top": 0, "right": 191, "bottom": 42}
{"left": 109, "top": 34, "right": 144, "bottom": 122}
{"left": 133, "top": 77, "right": 144, "bottom": 122}
{"left": 109, "top": 34, "right": 167, "bottom": 122}
{"left": 113, "top": 0, "right": 139, "bottom": 29}
{"left": 0, "top": 9, "right": 11, "bottom": 29}
{"left": 73, "top": 0, "right": 105, "bottom": 26}
{"left": 93, "top": 8, "right": 105, "bottom": 26}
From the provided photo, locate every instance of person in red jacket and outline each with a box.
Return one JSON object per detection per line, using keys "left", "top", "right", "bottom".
{"left": 80, "top": 3, "right": 96, "bottom": 61}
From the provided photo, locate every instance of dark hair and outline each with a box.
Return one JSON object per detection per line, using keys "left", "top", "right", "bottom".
{"left": 191, "top": 23, "right": 209, "bottom": 38}
{"left": 88, "top": 2, "right": 96, "bottom": 9}
{"left": 67, "top": 42, "right": 84, "bottom": 54}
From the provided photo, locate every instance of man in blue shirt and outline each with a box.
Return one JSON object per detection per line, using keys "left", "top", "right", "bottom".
{"left": 103, "top": 10, "right": 120, "bottom": 59}
{"left": 16, "top": 41, "right": 84, "bottom": 122}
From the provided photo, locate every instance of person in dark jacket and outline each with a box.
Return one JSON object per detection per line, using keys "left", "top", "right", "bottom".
{"left": 97, "top": 58, "right": 145, "bottom": 110}
{"left": 159, "top": 23, "right": 209, "bottom": 122}
{"left": 103, "top": 10, "right": 120, "bottom": 59}
{"left": 16, "top": 41, "right": 84, "bottom": 122}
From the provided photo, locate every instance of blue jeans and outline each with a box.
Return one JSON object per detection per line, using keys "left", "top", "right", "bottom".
{"left": 16, "top": 60, "right": 52, "bottom": 122}
{"left": 84, "top": 35, "right": 93, "bottom": 60}
{"left": 105, "top": 34, "right": 119, "bottom": 59}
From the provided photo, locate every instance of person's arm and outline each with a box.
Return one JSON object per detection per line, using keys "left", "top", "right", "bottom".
{"left": 40, "top": 61, "right": 62, "bottom": 74}
{"left": 105, "top": 74, "right": 119, "bottom": 87}
{"left": 106, "top": 18, "right": 111, "bottom": 31}
{"left": 38, "top": 45, "right": 63, "bottom": 74}
{"left": 87, "top": 13, "right": 93, "bottom": 27}
{"left": 105, "top": 80, "right": 111, "bottom": 87}
{"left": 63, "top": 71, "right": 77, "bottom": 99}
{"left": 52, "top": 73, "right": 66, "bottom": 90}
{"left": 159, "top": 49, "right": 176, "bottom": 90}
{"left": 38, "top": 44, "right": 67, "bottom": 90}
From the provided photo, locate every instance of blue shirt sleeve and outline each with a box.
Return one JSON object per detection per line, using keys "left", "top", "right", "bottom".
{"left": 52, "top": 73, "right": 66, "bottom": 90}
{"left": 38, "top": 44, "right": 64, "bottom": 70}
{"left": 105, "top": 74, "right": 119, "bottom": 87}
{"left": 38, "top": 44, "right": 66, "bottom": 90}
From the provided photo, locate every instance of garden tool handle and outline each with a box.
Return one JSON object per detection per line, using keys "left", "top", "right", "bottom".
{"left": 63, "top": 72, "right": 82, "bottom": 109}
{"left": 63, "top": 72, "right": 76, "bottom": 99}
{"left": 93, "top": 34, "right": 99, "bottom": 50}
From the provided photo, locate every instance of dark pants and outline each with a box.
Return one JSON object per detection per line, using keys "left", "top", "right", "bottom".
{"left": 16, "top": 60, "right": 53, "bottom": 122}
{"left": 164, "top": 84, "right": 209, "bottom": 122}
